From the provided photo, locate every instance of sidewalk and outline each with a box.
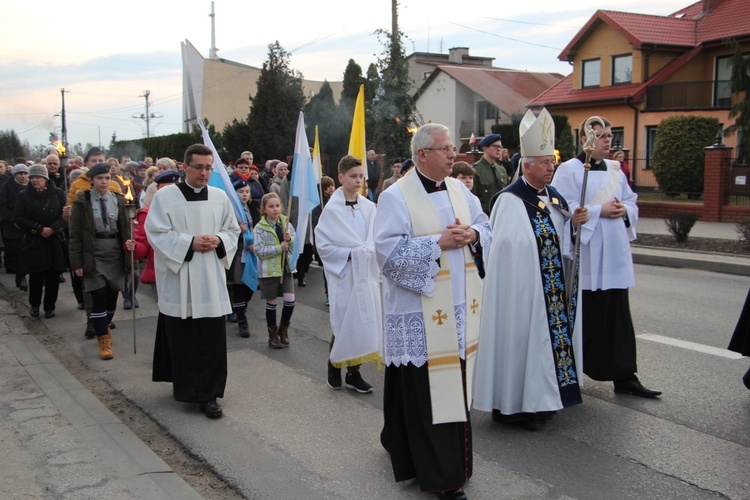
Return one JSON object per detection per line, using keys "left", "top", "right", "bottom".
{"left": 0, "top": 296, "right": 202, "bottom": 499}
{"left": 632, "top": 217, "right": 750, "bottom": 276}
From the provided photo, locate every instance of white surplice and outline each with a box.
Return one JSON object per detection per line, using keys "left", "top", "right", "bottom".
{"left": 552, "top": 158, "right": 638, "bottom": 291}
{"left": 314, "top": 188, "right": 382, "bottom": 365}
{"left": 145, "top": 184, "right": 240, "bottom": 319}
{"left": 473, "top": 186, "right": 583, "bottom": 414}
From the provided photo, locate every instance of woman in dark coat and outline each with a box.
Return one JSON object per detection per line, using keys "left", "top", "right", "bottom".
{"left": 729, "top": 289, "right": 750, "bottom": 390}
{"left": 14, "top": 164, "right": 67, "bottom": 318}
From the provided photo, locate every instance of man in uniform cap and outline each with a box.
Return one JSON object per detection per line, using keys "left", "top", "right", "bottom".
{"left": 474, "top": 108, "right": 588, "bottom": 431}
{"left": 471, "top": 133, "right": 508, "bottom": 215}
{"left": 552, "top": 117, "right": 661, "bottom": 398}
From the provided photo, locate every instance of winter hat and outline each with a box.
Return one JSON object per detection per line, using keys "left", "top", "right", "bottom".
{"left": 28, "top": 164, "right": 49, "bottom": 180}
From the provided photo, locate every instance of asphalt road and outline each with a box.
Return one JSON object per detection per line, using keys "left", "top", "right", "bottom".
{"left": 5, "top": 263, "right": 750, "bottom": 499}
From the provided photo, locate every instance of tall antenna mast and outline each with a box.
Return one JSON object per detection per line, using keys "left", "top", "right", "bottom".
{"left": 209, "top": 1, "right": 218, "bottom": 59}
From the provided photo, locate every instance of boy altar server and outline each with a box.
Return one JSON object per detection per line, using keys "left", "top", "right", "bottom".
{"left": 315, "top": 155, "right": 382, "bottom": 393}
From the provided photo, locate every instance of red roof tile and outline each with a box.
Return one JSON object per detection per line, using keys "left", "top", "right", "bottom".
{"left": 528, "top": 75, "right": 642, "bottom": 108}
{"left": 435, "top": 66, "right": 562, "bottom": 116}
{"left": 561, "top": 0, "right": 750, "bottom": 61}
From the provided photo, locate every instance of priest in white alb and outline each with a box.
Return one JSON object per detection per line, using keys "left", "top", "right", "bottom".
{"left": 375, "top": 123, "right": 492, "bottom": 500}
{"left": 146, "top": 144, "right": 240, "bottom": 419}
{"left": 473, "top": 108, "right": 588, "bottom": 431}
{"left": 552, "top": 117, "right": 661, "bottom": 398}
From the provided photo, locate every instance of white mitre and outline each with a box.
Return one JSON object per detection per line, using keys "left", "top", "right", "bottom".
{"left": 519, "top": 108, "right": 555, "bottom": 157}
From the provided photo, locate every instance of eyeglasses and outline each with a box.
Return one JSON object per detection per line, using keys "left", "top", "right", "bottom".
{"left": 488, "top": 144, "right": 503, "bottom": 149}
{"left": 422, "top": 145, "right": 457, "bottom": 154}
{"left": 236, "top": 165, "right": 249, "bottom": 170}
{"left": 598, "top": 134, "right": 614, "bottom": 140}
{"left": 187, "top": 164, "right": 213, "bottom": 173}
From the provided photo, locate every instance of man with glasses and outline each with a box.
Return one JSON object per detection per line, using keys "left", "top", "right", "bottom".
{"left": 375, "top": 124, "right": 492, "bottom": 499}
{"left": 147, "top": 144, "right": 240, "bottom": 419}
{"left": 552, "top": 117, "right": 661, "bottom": 399}
{"left": 44, "top": 154, "right": 65, "bottom": 190}
{"left": 471, "top": 134, "right": 508, "bottom": 215}
{"left": 475, "top": 108, "right": 587, "bottom": 431}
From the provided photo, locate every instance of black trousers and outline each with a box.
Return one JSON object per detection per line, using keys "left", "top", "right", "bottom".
{"left": 28, "top": 268, "right": 61, "bottom": 311}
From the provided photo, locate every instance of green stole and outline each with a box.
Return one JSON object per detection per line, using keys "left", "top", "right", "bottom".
{"left": 398, "top": 168, "right": 483, "bottom": 424}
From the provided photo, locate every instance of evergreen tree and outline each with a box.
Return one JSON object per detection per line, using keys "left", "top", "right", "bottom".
{"left": 304, "top": 80, "right": 348, "bottom": 157}
{"left": 223, "top": 118, "right": 252, "bottom": 161}
{"left": 371, "top": 25, "right": 416, "bottom": 159}
{"left": 724, "top": 39, "right": 750, "bottom": 164}
{"left": 341, "top": 59, "right": 364, "bottom": 106}
{"left": 0, "top": 130, "right": 26, "bottom": 163}
{"left": 247, "top": 41, "right": 306, "bottom": 163}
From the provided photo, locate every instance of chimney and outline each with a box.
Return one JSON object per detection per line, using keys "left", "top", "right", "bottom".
{"left": 448, "top": 47, "right": 469, "bottom": 64}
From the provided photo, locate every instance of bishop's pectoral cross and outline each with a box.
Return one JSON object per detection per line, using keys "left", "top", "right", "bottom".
{"left": 432, "top": 309, "right": 448, "bottom": 325}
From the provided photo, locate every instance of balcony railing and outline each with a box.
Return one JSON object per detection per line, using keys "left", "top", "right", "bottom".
{"left": 645, "top": 80, "right": 731, "bottom": 111}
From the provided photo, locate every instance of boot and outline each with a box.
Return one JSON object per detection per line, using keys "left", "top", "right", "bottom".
{"left": 84, "top": 317, "right": 96, "bottom": 339}
{"left": 327, "top": 361, "right": 341, "bottom": 390}
{"left": 123, "top": 281, "right": 133, "bottom": 310}
{"left": 97, "top": 334, "right": 113, "bottom": 360}
{"left": 268, "top": 326, "right": 283, "bottom": 349}
{"left": 278, "top": 320, "right": 290, "bottom": 347}
{"left": 238, "top": 317, "right": 250, "bottom": 338}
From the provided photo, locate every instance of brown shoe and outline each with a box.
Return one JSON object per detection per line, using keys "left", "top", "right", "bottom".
{"left": 268, "top": 326, "right": 283, "bottom": 349}
{"left": 278, "top": 321, "right": 290, "bottom": 347}
{"left": 97, "top": 334, "right": 113, "bottom": 360}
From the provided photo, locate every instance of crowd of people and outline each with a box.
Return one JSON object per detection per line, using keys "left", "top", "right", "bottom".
{"left": 7, "top": 107, "right": 749, "bottom": 500}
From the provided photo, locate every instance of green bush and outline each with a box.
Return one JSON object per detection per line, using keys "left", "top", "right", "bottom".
{"left": 652, "top": 115, "right": 720, "bottom": 195}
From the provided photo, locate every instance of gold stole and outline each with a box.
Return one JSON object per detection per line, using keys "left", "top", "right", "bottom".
{"left": 399, "top": 169, "right": 483, "bottom": 424}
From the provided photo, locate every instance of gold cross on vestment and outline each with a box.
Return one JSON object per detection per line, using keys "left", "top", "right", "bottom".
{"left": 470, "top": 299, "right": 479, "bottom": 314}
{"left": 432, "top": 309, "right": 448, "bottom": 325}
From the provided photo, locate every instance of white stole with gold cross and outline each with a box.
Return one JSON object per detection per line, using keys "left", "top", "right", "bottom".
{"left": 398, "top": 169, "right": 483, "bottom": 424}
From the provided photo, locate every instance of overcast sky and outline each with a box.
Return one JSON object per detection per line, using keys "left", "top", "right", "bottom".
{"left": 0, "top": 0, "right": 691, "bottom": 153}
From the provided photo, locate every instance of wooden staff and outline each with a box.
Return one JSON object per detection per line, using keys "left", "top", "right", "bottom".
{"left": 280, "top": 193, "right": 293, "bottom": 284}
{"left": 124, "top": 201, "right": 138, "bottom": 354}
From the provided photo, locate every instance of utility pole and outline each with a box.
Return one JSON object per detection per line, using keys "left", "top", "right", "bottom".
{"left": 133, "top": 90, "right": 162, "bottom": 138}
{"left": 60, "top": 88, "right": 69, "bottom": 151}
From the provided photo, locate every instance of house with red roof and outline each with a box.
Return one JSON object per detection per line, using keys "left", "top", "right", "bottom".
{"left": 415, "top": 65, "right": 562, "bottom": 152}
{"left": 528, "top": 0, "right": 750, "bottom": 187}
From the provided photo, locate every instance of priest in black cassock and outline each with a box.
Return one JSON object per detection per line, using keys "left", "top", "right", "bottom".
{"left": 146, "top": 144, "right": 240, "bottom": 419}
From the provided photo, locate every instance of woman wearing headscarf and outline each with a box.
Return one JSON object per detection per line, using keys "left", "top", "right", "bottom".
{"left": 14, "top": 164, "right": 67, "bottom": 318}
{"left": 0, "top": 164, "right": 30, "bottom": 290}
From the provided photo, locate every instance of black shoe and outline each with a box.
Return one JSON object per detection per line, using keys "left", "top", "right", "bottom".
{"left": 123, "top": 298, "right": 132, "bottom": 310}
{"left": 29, "top": 305, "right": 39, "bottom": 318}
{"left": 345, "top": 371, "right": 373, "bottom": 394}
{"left": 298, "top": 277, "right": 306, "bottom": 287}
{"left": 85, "top": 319, "right": 96, "bottom": 339}
{"left": 520, "top": 413, "right": 545, "bottom": 431}
{"left": 327, "top": 362, "right": 342, "bottom": 390}
{"left": 742, "top": 366, "right": 750, "bottom": 391}
{"left": 78, "top": 302, "right": 85, "bottom": 310}
{"left": 44, "top": 309, "right": 55, "bottom": 318}
{"left": 238, "top": 318, "right": 250, "bottom": 338}
{"left": 18, "top": 278, "right": 27, "bottom": 291}
{"left": 109, "top": 322, "right": 116, "bottom": 330}
{"left": 435, "top": 488, "right": 468, "bottom": 500}
{"left": 199, "top": 399, "right": 223, "bottom": 418}
{"left": 58, "top": 274, "right": 65, "bottom": 283}
{"left": 614, "top": 378, "right": 662, "bottom": 398}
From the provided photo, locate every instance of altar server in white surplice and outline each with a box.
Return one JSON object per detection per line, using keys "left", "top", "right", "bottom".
{"left": 375, "top": 123, "right": 492, "bottom": 498}
{"left": 146, "top": 144, "right": 240, "bottom": 420}
{"left": 552, "top": 117, "right": 661, "bottom": 398}
{"left": 474, "top": 108, "right": 588, "bottom": 431}
{"left": 315, "top": 155, "right": 382, "bottom": 395}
